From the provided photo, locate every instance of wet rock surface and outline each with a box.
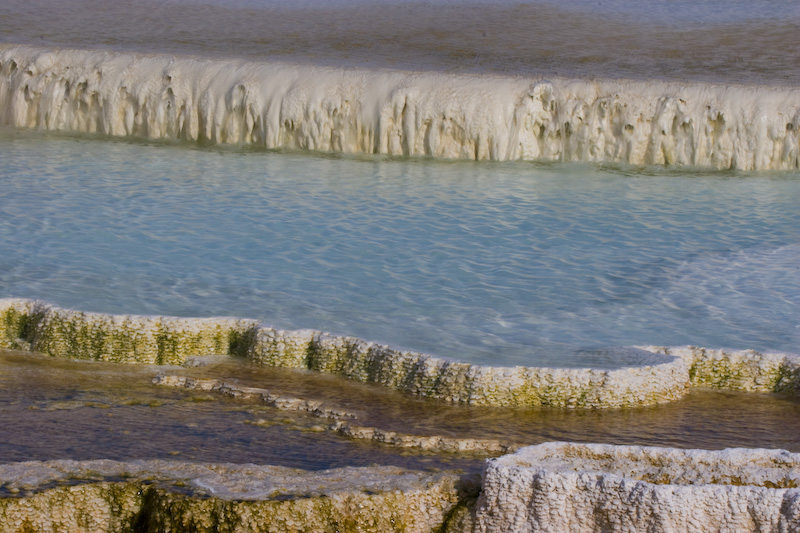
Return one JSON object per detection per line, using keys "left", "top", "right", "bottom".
{"left": 0, "top": 461, "right": 477, "bottom": 532}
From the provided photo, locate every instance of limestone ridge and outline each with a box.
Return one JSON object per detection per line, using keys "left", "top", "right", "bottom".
{"left": 2, "top": 298, "right": 799, "bottom": 408}
{"left": 3, "top": 45, "right": 800, "bottom": 170}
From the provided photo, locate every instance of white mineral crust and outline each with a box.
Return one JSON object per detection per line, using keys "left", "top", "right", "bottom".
{"left": 476, "top": 442, "right": 800, "bottom": 532}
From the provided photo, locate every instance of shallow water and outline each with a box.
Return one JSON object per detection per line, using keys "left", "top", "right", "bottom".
{"left": 1, "top": 131, "right": 798, "bottom": 368}
{"left": 2, "top": 349, "right": 800, "bottom": 470}
{"left": 0, "top": 349, "right": 478, "bottom": 471}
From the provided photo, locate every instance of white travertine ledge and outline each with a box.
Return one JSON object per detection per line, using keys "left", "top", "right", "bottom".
{"left": 2, "top": 298, "right": 799, "bottom": 408}
{"left": 475, "top": 442, "right": 800, "bottom": 532}
{"left": 3, "top": 45, "right": 800, "bottom": 170}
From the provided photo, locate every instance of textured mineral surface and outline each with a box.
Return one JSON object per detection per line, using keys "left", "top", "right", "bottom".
{"left": 476, "top": 442, "right": 800, "bottom": 532}
{"left": 3, "top": 44, "right": 800, "bottom": 171}
{"left": 0, "top": 461, "right": 476, "bottom": 533}
{"left": 2, "top": 298, "right": 799, "bottom": 409}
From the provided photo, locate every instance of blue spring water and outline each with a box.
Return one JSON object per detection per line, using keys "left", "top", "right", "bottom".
{"left": 1, "top": 131, "right": 797, "bottom": 368}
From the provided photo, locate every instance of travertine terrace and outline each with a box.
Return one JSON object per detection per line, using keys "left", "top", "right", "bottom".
{"left": 2, "top": 298, "right": 799, "bottom": 409}
{"left": 3, "top": 45, "right": 800, "bottom": 170}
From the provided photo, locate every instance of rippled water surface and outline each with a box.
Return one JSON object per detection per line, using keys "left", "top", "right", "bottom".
{"left": 1, "top": 131, "right": 798, "bottom": 368}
